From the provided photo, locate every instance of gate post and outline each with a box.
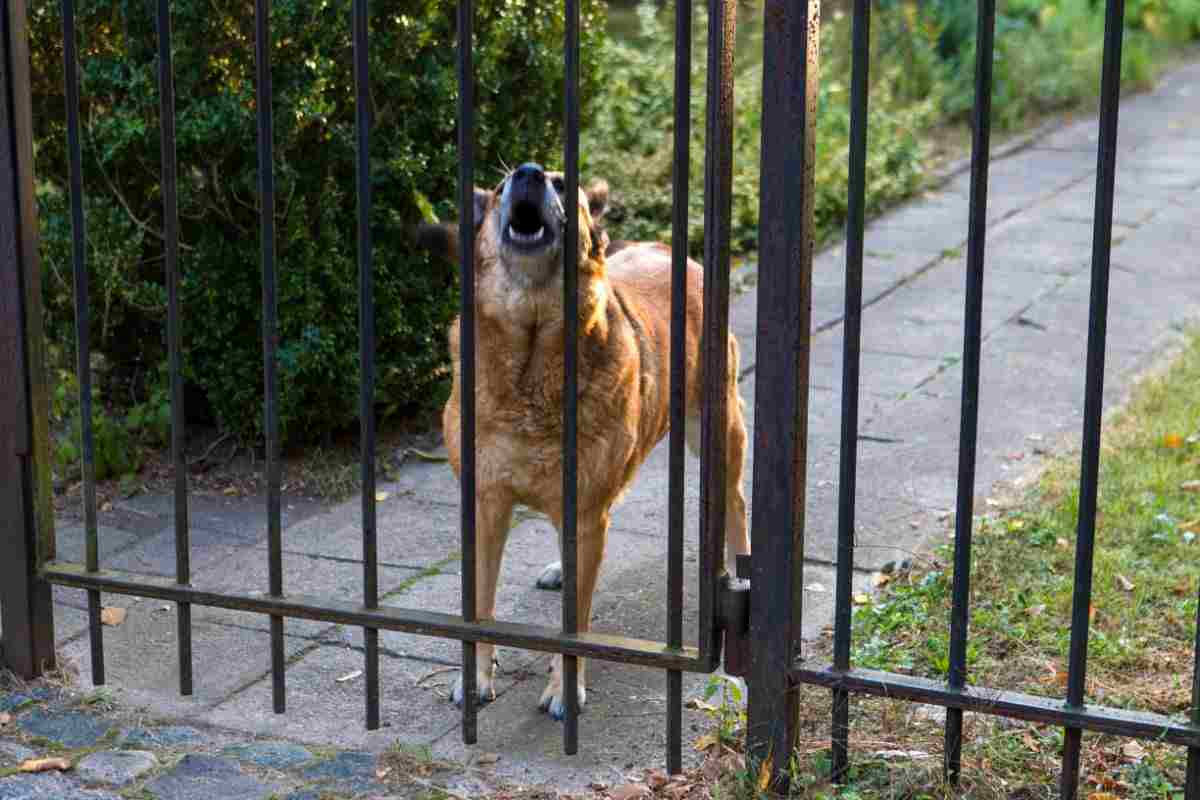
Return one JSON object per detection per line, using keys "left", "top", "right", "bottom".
{"left": 0, "top": 0, "right": 57, "bottom": 679}
{"left": 747, "top": 0, "right": 819, "bottom": 790}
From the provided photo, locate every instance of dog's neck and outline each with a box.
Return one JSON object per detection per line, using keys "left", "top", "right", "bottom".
{"left": 478, "top": 254, "right": 610, "bottom": 338}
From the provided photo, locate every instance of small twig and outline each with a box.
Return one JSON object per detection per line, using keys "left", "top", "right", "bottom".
{"left": 415, "top": 666, "right": 459, "bottom": 687}
{"left": 189, "top": 432, "right": 233, "bottom": 467}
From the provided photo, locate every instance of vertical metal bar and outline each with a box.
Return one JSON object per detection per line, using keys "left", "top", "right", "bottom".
{"left": 351, "top": 0, "right": 380, "bottom": 732}
{"left": 665, "top": 0, "right": 692, "bottom": 774}
{"left": 62, "top": 0, "right": 104, "bottom": 687}
{"left": 831, "top": 0, "right": 871, "bottom": 782}
{"left": 944, "top": 0, "right": 995, "bottom": 784}
{"left": 254, "top": 0, "right": 284, "bottom": 716}
{"left": 746, "top": 0, "right": 817, "bottom": 789}
{"left": 697, "top": 0, "right": 735, "bottom": 673}
{"left": 155, "top": 0, "right": 192, "bottom": 697}
{"left": 0, "top": 0, "right": 57, "bottom": 680}
{"left": 1189, "top": 585, "right": 1200, "bottom": 799}
{"left": 1059, "top": 0, "right": 1122, "bottom": 795}
{"left": 562, "top": 0, "right": 581, "bottom": 757}
{"left": 457, "top": 0, "right": 478, "bottom": 748}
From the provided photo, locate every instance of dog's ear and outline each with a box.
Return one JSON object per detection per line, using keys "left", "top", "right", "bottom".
{"left": 413, "top": 187, "right": 492, "bottom": 264}
{"left": 415, "top": 223, "right": 461, "bottom": 263}
{"left": 585, "top": 179, "right": 609, "bottom": 222}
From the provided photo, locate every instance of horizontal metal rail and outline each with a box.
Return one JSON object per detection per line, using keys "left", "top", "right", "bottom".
{"left": 43, "top": 561, "right": 704, "bottom": 671}
{"left": 794, "top": 664, "right": 1200, "bottom": 748}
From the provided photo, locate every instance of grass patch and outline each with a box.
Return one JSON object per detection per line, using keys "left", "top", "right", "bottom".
{"left": 687, "top": 333, "right": 1200, "bottom": 797}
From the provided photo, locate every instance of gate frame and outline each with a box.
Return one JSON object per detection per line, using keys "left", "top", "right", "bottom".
{"left": 0, "top": 0, "right": 57, "bottom": 682}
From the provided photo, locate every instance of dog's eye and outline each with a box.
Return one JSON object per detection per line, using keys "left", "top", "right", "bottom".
{"left": 552, "top": 176, "right": 565, "bottom": 193}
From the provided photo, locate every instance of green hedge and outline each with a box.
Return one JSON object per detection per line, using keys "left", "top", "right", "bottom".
{"left": 33, "top": 0, "right": 603, "bottom": 446}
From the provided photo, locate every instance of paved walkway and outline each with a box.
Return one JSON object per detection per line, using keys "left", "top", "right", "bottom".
{"left": 6, "top": 59, "right": 1200, "bottom": 797}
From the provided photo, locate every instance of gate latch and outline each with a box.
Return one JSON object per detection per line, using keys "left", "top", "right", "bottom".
{"left": 717, "top": 554, "right": 751, "bottom": 677}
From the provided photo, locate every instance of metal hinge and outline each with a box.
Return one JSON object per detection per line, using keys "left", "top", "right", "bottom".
{"left": 717, "top": 554, "right": 751, "bottom": 677}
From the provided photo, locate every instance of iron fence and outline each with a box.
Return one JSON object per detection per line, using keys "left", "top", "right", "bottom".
{"left": 3, "top": 0, "right": 1200, "bottom": 794}
{"left": 0, "top": 0, "right": 747, "bottom": 778}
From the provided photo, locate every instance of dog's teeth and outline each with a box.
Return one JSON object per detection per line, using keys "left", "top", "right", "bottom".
{"left": 508, "top": 224, "right": 544, "bottom": 244}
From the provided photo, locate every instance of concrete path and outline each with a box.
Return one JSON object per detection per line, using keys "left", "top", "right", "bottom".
{"left": 45, "top": 60, "right": 1200, "bottom": 793}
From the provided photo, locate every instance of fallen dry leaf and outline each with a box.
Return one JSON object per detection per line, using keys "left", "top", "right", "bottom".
{"left": 1163, "top": 433, "right": 1185, "bottom": 449}
{"left": 1182, "top": 480, "right": 1200, "bottom": 492}
{"left": 1116, "top": 574, "right": 1135, "bottom": 592}
{"left": 222, "top": 486, "right": 240, "bottom": 496}
{"left": 335, "top": 669, "right": 363, "bottom": 683}
{"left": 1026, "top": 604, "right": 1046, "bottom": 617}
{"left": 1056, "top": 537, "right": 1071, "bottom": 550}
{"left": 1088, "top": 793, "right": 1120, "bottom": 800}
{"left": 18, "top": 757, "right": 72, "bottom": 773}
{"left": 608, "top": 783, "right": 649, "bottom": 800}
{"left": 375, "top": 767, "right": 392, "bottom": 780}
{"left": 647, "top": 770, "right": 669, "bottom": 789}
{"left": 852, "top": 592, "right": 871, "bottom": 605}
{"left": 476, "top": 752, "right": 500, "bottom": 766}
{"left": 100, "top": 501, "right": 113, "bottom": 512}
{"left": 99, "top": 607, "right": 127, "bottom": 626}
{"left": 685, "top": 698, "right": 718, "bottom": 712}
{"left": 757, "top": 755, "right": 774, "bottom": 792}
{"left": 872, "top": 573, "right": 890, "bottom": 588}
{"left": 692, "top": 733, "right": 719, "bottom": 751}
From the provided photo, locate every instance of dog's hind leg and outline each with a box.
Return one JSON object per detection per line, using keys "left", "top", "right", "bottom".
{"left": 451, "top": 489, "right": 515, "bottom": 707}
{"left": 685, "top": 335, "right": 750, "bottom": 574}
{"left": 539, "top": 510, "right": 609, "bottom": 719}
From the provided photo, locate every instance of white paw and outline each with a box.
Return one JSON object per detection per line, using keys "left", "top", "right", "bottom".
{"left": 450, "top": 659, "right": 498, "bottom": 707}
{"left": 538, "top": 680, "right": 587, "bottom": 720}
{"left": 535, "top": 561, "right": 563, "bottom": 590}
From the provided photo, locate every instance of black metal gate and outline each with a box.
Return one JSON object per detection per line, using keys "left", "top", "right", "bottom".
{"left": 3, "top": 0, "right": 1199, "bottom": 794}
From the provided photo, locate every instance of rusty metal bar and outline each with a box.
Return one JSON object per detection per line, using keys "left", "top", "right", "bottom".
{"left": 796, "top": 665, "right": 1200, "bottom": 748}
{"left": 747, "top": 0, "right": 818, "bottom": 789}
{"left": 42, "top": 561, "right": 708, "bottom": 670}
{"left": 154, "top": 0, "right": 193, "bottom": 697}
{"left": 831, "top": 0, "right": 870, "bottom": 781}
{"left": 562, "top": 0, "right": 582, "bottom": 755}
{"left": 457, "top": 0, "right": 479, "bottom": 748}
{"left": 665, "top": 0, "right": 693, "bottom": 774}
{"left": 1059, "top": 0, "right": 1124, "bottom": 794}
{"left": 61, "top": 0, "right": 105, "bottom": 687}
{"left": 351, "top": 0, "right": 380, "bottom": 734}
{"left": 0, "top": 0, "right": 56, "bottom": 679}
{"left": 253, "top": 0, "right": 285, "bottom": 718}
{"left": 697, "top": 0, "right": 735, "bottom": 674}
{"left": 944, "top": 0, "right": 996, "bottom": 782}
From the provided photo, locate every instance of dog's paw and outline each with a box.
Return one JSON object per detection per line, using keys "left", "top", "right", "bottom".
{"left": 450, "top": 660, "right": 499, "bottom": 707}
{"left": 537, "top": 681, "right": 587, "bottom": 721}
{"left": 535, "top": 561, "right": 563, "bottom": 591}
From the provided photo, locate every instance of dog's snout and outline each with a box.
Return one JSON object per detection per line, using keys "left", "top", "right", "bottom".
{"left": 513, "top": 163, "right": 545, "bottom": 184}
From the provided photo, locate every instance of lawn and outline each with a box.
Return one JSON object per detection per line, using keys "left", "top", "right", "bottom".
{"left": 697, "top": 332, "right": 1200, "bottom": 797}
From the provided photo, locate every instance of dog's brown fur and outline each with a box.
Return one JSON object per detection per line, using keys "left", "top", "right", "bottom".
{"left": 419, "top": 170, "right": 748, "bottom": 717}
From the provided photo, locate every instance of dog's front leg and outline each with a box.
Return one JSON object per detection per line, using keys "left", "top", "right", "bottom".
{"left": 451, "top": 490, "right": 514, "bottom": 707}
{"left": 539, "top": 511, "right": 608, "bottom": 719}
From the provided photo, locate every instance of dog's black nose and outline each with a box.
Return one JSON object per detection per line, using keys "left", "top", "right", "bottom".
{"left": 512, "top": 163, "right": 545, "bottom": 184}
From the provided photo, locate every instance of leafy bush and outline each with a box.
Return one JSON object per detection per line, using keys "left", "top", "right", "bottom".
{"left": 581, "top": 3, "right": 936, "bottom": 256}
{"left": 32, "top": 0, "right": 604, "bottom": 445}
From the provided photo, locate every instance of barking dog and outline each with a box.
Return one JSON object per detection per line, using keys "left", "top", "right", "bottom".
{"left": 418, "top": 163, "right": 749, "bottom": 719}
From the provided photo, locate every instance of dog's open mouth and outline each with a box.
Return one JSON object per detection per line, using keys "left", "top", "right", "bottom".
{"left": 504, "top": 199, "right": 552, "bottom": 251}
